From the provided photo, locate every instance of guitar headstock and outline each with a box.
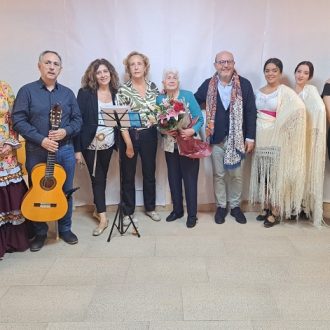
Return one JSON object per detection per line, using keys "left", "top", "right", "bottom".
{"left": 50, "top": 103, "right": 62, "bottom": 130}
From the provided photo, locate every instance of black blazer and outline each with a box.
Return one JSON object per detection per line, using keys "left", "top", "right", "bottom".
{"left": 194, "top": 75, "right": 257, "bottom": 144}
{"left": 74, "top": 88, "right": 117, "bottom": 152}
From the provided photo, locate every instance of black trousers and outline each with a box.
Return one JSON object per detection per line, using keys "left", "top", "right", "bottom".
{"left": 120, "top": 127, "right": 157, "bottom": 215}
{"left": 82, "top": 147, "right": 114, "bottom": 213}
{"left": 165, "top": 149, "right": 199, "bottom": 217}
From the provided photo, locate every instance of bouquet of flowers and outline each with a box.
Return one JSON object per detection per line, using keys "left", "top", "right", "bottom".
{"left": 151, "top": 97, "right": 211, "bottom": 159}
{"left": 145, "top": 98, "right": 186, "bottom": 131}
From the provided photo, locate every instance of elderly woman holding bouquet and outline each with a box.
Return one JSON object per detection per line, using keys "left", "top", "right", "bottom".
{"left": 157, "top": 69, "right": 206, "bottom": 228}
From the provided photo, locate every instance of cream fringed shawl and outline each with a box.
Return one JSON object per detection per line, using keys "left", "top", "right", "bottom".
{"left": 300, "top": 85, "right": 326, "bottom": 227}
{"left": 249, "top": 84, "right": 306, "bottom": 218}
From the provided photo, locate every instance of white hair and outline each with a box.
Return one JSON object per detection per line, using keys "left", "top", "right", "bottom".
{"left": 162, "top": 68, "right": 180, "bottom": 81}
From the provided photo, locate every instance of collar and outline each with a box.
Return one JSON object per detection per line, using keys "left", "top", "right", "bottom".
{"left": 38, "top": 78, "right": 59, "bottom": 90}
{"left": 218, "top": 80, "right": 233, "bottom": 88}
{"left": 126, "top": 79, "right": 151, "bottom": 88}
{"left": 217, "top": 72, "right": 236, "bottom": 87}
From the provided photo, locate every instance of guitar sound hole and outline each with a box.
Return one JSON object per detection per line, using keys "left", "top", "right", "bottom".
{"left": 41, "top": 177, "right": 56, "bottom": 190}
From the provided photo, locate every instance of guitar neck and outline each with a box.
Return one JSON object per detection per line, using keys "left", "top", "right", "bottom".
{"left": 46, "top": 123, "right": 59, "bottom": 179}
{"left": 46, "top": 103, "right": 62, "bottom": 179}
{"left": 46, "top": 152, "right": 56, "bottom": 179}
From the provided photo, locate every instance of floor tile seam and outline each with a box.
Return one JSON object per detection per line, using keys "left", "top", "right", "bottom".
{"left": 29, "top": 257, "right": 58, "bottom": 285}
{"left": 0, "top": 286, "right": 10, "bottom": 299}
{"left": 5, "top": 284, "right": 98, "bottom": 289}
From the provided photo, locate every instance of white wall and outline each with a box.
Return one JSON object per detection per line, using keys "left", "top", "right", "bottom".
{"left": 1, "top": 0, "right": 330, "bottom": 205}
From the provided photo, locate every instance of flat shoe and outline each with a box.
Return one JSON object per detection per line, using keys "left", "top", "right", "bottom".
{"left": 166, "top": 211, "right": 184, "bottom": 222}
{"left": 92, "top": 210, "right": 100, "bottom": 221}
{"left": 92, "top": 222, "right": 108, "bottom": 236}
{"left": 186, "top": 216, "right": 198, "bottom": 228}
{"left": 146, "top": 211, "right": 161, "bottom": 221}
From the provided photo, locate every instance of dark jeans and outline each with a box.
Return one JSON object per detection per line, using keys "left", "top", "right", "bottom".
{"left": 25, "top": 143, "right": 76, "bottom": 236}
{"left": 82, "top": 147, "right": 114, "bottom": 213}
{"left": 120, "top": 127, "right": 157, "bottom": 215}
{"left": 165, "top": 149, "right": 199, "bottom": 217}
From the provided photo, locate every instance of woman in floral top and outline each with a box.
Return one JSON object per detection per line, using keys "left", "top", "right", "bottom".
{"left": 116, "top": 51, "right": 160, "bottom": 227}
{"left": 0, "top": 81, "right": 29, "bottom": 258}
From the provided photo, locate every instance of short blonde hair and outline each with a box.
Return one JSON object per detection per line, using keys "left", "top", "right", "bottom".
{"left": 123, "top": 51, "right": 150, "bottom": 78}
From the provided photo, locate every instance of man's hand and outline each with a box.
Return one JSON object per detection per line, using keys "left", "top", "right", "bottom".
{"left": 245, "top": 140, "right": 255, "bottom": 154}
{"left": 48, "top": 128, "right": 67, "bottom": 141}
{"left": 41, "top": 137, "right": 59, "bottom": 152}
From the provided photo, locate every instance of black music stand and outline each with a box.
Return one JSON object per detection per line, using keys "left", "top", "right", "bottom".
{"left": 100, "top": 105, "right": 142, "bottom": 241}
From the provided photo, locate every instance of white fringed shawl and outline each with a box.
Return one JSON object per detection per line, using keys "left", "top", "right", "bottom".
{"left": 300, "top": 85, "right": 326, "bottom": 227}
{"left": 250, "top": 84, "right": 306, "bottom": 218}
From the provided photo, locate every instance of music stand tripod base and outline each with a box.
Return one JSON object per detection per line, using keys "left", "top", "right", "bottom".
{"left": 107, "top": 205, "right": 140, "bottom": 241}
{"left": 100, "top": 105, "right": 142, "bottom": 242}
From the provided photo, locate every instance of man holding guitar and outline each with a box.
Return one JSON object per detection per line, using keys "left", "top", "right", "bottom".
{"left": 12, "top": 50, "right": 82, "bottom": 252}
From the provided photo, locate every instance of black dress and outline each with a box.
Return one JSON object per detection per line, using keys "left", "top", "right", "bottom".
{"left": 321, "top": 83, "right": 330, "bottom": 159}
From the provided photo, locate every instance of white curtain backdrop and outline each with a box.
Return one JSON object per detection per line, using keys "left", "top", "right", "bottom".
{"left": 1, "top": 0, "right": 330, "bottom": 206}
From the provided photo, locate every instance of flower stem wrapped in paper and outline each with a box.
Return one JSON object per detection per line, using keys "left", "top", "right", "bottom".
{"left": 155, "top": 97, "right": 211, "bottom": 158}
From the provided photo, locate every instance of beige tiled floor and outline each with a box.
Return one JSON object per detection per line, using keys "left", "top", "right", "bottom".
{"left": 0, "top": 210, "right": 330, "bottom": 329}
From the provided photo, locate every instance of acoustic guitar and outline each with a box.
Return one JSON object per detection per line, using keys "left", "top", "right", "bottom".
{"left": 21, "top": 104, "right": 68, "bottom": 222}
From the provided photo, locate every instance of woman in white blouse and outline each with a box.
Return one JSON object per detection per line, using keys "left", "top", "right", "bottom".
{"left": 250, "top": 58, "right": 306, "bottom": 228}
{"left": 294, "top": 61, "right": 326, "bottom": 226}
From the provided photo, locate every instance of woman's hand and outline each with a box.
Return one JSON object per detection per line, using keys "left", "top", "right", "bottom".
{"left": 159, "top": 128, "right": 177, "bottom": 137}
{"left": 179, "top": 128, "right": 195, "bottom": 140}
{"left": 126, "top": 146, "right": 134, "bottom": 158}
{"left": 121, "top": 129, "right": 135, "bottom": 158}
{"left": 0, "top": 144, "right": 13, "bottom": 156}
{"left": 75, "top": 152, "right": 83, "bottom": 164}
{"left": 166, "top": 129, "right": 178, "bottom": 137}
{"left": 244, "top": 140, "right": 255, "bottom": 154}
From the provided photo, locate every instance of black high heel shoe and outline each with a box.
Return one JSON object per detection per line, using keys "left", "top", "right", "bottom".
{"left": 263, "top": 212, "right": 280, "bottom": 228}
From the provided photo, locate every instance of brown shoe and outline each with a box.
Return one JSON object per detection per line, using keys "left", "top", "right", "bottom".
{"left": 264, "top": 214, "right": 280, "bottom": 228}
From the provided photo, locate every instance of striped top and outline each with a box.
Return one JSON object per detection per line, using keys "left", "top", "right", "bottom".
{"left": 116, "top": 79, "right": 159, "bottom": 125}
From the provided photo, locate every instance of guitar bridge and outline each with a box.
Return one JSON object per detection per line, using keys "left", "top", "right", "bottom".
{"left": 33, "top": 203, "right": 57, "bottom": 208}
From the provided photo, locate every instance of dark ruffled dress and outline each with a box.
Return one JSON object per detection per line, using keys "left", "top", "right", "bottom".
{"left": 0, "top": 80, "right": 29, "bottom": 258}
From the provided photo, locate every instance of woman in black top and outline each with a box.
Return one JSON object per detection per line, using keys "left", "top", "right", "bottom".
{"left": 321, "top": 80, "right": 330, "bottom": 159}
{"left": 75, "top": 59, "right": 119, "bottom": 236}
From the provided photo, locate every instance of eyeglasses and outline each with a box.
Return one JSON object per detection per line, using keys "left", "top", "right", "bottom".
{"left": 215, "top": 60, "right": 235, "bottom": 66}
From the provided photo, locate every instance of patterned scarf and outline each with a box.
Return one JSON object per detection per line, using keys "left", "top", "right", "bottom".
{"left": 205, "top": 71, "right": 245, "bottom": 169}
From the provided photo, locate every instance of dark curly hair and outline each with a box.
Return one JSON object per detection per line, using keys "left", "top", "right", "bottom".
{"left": 81, "top": 58, "right": 119, "bottom": 92}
